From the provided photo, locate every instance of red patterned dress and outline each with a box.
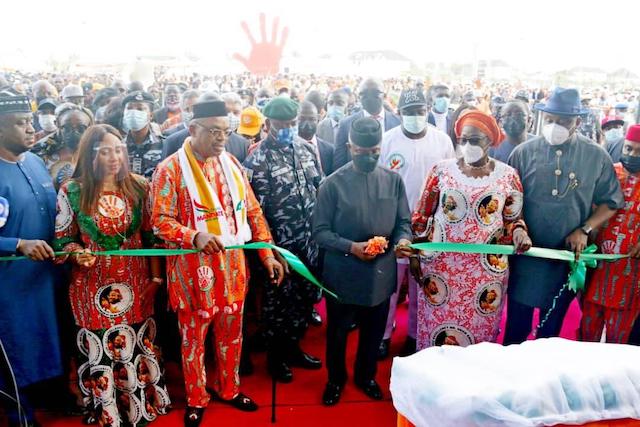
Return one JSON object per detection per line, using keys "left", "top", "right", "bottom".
{"left": 54, "top": 177, "right": 169, "bottom": 426}
{"left": 412, "top": 159, "right": 526, "bottom": 350}
{"left": 581, "top": 163, "right": 640, "bottom": 343}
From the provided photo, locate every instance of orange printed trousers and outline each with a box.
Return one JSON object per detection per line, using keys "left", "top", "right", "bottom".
{"left": 177, "top": 303, "right": 244, "bottom": 407}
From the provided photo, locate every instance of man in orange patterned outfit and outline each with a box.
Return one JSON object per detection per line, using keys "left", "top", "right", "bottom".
{"left": 151, "top": 100, "right": 284, "bottom": 427}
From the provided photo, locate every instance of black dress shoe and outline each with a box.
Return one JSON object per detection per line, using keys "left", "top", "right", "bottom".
{"left": 217, "top": 392, "right": 259, "bottom": 412}
{"left": 288, "top": 349, "right": 322, "bottom": 370}
{"left": 184, "top": 407, "right": 205, "bottom": 427}
{"left": 268, "top": 360, "right": 293, "bottom": 383}
{"left": 400, "top": 337, "right": 416, "bottom": 357}
{"left": 377, "top": 338, "right": 390, "bottom": 360}
{"left": 309, "top": 308, "right": 322, "bottom": 326}
{"left": 322, "top": 382, "right": 343, "bottom": 406}
{"left": 355, "top": 379, "right": 383, "bottom": 400}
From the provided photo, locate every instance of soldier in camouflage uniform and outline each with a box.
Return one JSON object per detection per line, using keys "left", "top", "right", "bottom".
{"left": 243, "top": 97, "right": 324, "bottom": 383}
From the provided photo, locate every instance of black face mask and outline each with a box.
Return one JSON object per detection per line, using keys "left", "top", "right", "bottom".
{"left": 298, "top": 121, "right": 317, "bottom": 140}
{"left": 61, "top": 129, "right": 82, "bottom": 151}
{"left": 352, "top": 153, "right": 379, "bottom": 173}
{"left": 621, "top": 154, "right": 640, "bottom": 174}
{"left": 502, "top": 116, "right": 527, "bottom": 138}
{"left": 361, "top": 96, "right": 383, "bottom": 115}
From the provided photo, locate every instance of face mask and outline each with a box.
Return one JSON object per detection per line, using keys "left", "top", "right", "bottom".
{"left": 327, "top": 105, "right": 345, "bottom": 121}
{"left": 605, "top": 128, "right": 623, "bottom": 143}
{"left": 352, "top": 153, "right": 379, "bottom": 173}
{"left": 433, "top": 97, "right": 450, "bottom": 114}
{"left": 460, "top": 143, "right": 485, "bottom": 164}
{"left": 182, "top": 111, "right": 193, "bottom": 125}
{"left": 361, "top": 96, "right": 383, "bottom": 115}
{"left": 123, "top": 109, "right": 149, "bottom": 132}
{"left": 61, "top": 129, "right": 82, "bottom": 151}
{"left": 272, "top": 126, "right": 296, "bottom": 146}
{"left": 402, "top": 115, "right": 427, "bottom": 134}
{"left": 38, "top": 114, "right": 57, "bottom": 132}
{"left": 298, "top": 121, "right": 317, "bottom": 140}
{"left": 542, "top": 123, "right": 571, "bottom": 146}
{"left": 228, "top": 113, "right": 240, "bottom": 132}
{"left": 621, "top": 154, "right": 640, "bottom": 174}
{"left": 502, "top": 116, "right": 527, "bottom": 138}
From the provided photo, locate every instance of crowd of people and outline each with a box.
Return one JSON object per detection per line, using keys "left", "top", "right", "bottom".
{"left": 0, "top": 69, "right": 639, "bottom": 427}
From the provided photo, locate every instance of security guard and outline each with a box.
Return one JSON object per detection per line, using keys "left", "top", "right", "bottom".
{"left": 243, "top": 97, "right": 323, "bottom": 383}
{"left": 122, "top": 90, "right": 164, "bottom": 179}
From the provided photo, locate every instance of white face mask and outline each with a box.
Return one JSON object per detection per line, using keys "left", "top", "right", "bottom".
{"left": 402, "top": 115, "right": 427, "bottom": 134}
{"left": 38, "top": 114, "right": 57, "bottom": 132}
{"left": 123, "top": 109, "right": 149, "bottom": 132}
{"left": 460, "top": 143, "right": 485, "bottom": 164}
{"left": 605, "top": 127, "right": 623, "bottom": 143}
{"left": 542, "top": 123, "right": 571, "bottom": 146}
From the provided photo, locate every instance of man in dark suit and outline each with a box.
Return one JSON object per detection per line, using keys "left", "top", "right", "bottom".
{"left": 426, "top": 84, "right": 452, "bottom": 134}
{"left": 313, "top": 117, "right": 413, "bottom": 406}
{"left": 162, "top": 92, "right": 250, "bottom": 163}
{"left": 333, "top": 78, "right": 401, "bottom": 169}
{"left": 298, "top": 101, "right": 334, "bottom": 175}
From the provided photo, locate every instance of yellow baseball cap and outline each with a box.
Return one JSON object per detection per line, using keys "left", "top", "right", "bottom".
{"left": 237, "top": 107, "right": 263, "bottom": 137}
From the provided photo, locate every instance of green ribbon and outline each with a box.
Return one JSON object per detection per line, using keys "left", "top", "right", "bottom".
{"left": 1, "top": 241, "right": 629, "bottom": 301}
{"left": 410, "top": 242, "right": 627, "bottom": 293}
{"left": 0, "top": 243, "right": 337, "bottom": 299}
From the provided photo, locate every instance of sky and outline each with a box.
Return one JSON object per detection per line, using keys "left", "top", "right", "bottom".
{"left": 2, "top": 0, "right": 640, "bottom": 74}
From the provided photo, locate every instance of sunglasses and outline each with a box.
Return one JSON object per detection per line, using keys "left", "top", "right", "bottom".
{"left": 457, "top": 136, "right": 486, "bottom": 145}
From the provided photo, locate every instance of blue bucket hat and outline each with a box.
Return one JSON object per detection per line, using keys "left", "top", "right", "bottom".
{"left": 534, "top": 88, "right": 589, "bottom": 116}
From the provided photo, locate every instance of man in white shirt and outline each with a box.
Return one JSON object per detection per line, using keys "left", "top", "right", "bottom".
{"left": 378, "top": 88, "right": 455, "bottom": 358}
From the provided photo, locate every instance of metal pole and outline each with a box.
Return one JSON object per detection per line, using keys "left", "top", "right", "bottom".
{"left": 271, "top": 374, "right": 277, "bottom": 423}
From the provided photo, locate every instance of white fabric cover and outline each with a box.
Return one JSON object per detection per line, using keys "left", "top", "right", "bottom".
{"left": 391, "top": 338, "right": 640, "bottom": 426}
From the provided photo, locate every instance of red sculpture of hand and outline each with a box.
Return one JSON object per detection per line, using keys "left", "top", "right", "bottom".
{"left": 233, "top": 13, "right": 289, "bottom": 76}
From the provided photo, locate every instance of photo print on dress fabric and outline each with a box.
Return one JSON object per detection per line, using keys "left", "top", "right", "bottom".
{"left": 420, "top": 273, "right": 449, "bottom": 307}
{"left": 475, "top": 282, "right": 504, "bottom": 316}
{"left": 440, "top": 188, "right": 468, "bottom": 223}
{"left": 103, "top": 324, "right": 136, "bottom": 362}
{"left": 95, "top": 283, "right": 134, "bottom": 318}
{"left": 430, "top": 323, "right": 475, "bottom": 347}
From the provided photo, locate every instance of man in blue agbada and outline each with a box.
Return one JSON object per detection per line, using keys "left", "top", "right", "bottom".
{"left": 0, "top": 93, "right": 63, "bottom": 426}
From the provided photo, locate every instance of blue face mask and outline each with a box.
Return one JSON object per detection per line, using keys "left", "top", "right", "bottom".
{"left": 327, "top": 105, "right": 345, "bottom": 121}
{"left": 273, "top": 126, "right": 297, "bottom": 146}
{"left": 433, "top": 97, "right": 450, "bottom": 114}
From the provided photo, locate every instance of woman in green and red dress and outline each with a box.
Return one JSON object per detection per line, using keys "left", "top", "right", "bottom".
{"left": 54, "top": 124, "right": 170, "bottom": 426}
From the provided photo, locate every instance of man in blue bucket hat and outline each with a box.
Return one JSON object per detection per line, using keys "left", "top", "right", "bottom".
{"left": 504, "top": 87, "right": 624, "bottom": 344}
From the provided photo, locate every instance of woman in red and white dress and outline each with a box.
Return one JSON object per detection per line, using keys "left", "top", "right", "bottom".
{"left": 54, "top": 124, "right": 169, "bottom": 426}
{"left": 411, "top": 111, "right": 532, "bottom": 350}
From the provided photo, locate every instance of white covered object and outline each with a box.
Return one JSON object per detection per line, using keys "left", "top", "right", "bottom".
{"left": 391, "top": 338, "right": 640, "bottom": 426}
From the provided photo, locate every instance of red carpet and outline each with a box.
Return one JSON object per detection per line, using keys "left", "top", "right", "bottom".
{"left": 37, "top": 297, "right": 583, "bottom": 426}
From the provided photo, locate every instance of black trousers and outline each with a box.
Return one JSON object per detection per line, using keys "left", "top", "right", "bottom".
{"left": 503, "top": 286, "right": 576, "bottom": 345}
{"left": 325, "top": 297, "right": 389, "bottom": 385}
